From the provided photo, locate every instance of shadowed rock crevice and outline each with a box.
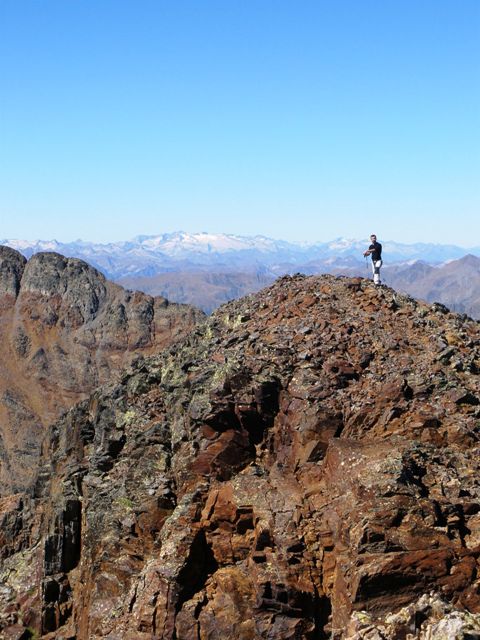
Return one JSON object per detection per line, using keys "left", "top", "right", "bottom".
{"left": 175, "top": 530, "right": 218, "bottom": 618}
{"left": 44, "top": 499, "right": 82, "bottom": 576}
{"left": 240, "top": 379, "right": 282, "bottom": 446}
{"left": 41, "top": 576, "right": 73, "bottom": 634}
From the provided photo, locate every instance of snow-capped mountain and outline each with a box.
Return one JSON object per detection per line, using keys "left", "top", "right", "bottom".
{"left": 133, "top": 232, "right": 296, "bottom": 255}
{"left": 1, "top": 232, "right": 478, "bottom": 280}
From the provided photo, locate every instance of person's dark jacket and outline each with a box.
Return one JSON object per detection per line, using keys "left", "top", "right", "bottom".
{"left": 369, "top": 241, "right": 382, "bottom": 262}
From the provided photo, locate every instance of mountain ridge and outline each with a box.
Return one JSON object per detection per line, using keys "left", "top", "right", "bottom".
{"left": 2, "top": 232, "right": 478, "bottom": 281}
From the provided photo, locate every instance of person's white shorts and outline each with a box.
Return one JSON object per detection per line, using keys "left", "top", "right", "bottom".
{"left": 371, "top": 259, "right": 382, "bottom": 284}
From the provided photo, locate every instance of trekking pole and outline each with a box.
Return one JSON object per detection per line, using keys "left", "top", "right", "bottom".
{"left": 365, "top": 256, "right": 369, "bottom": 279}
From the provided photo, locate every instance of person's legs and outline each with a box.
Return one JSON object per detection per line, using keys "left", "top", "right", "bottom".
{"left": 372, "top": 259, "right": 382, "bottom": 285}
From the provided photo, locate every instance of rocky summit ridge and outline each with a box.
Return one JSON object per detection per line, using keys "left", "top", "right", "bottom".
{"left": 1, "top": 273, "right": 480, "bottom": 639}
{"left": 0, "top": 246, "right": 203, "bottom": 495}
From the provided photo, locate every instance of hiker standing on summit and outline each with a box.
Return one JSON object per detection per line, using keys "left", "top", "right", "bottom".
{"left": 363, "top": 234, "right": 382, "bottom": 285}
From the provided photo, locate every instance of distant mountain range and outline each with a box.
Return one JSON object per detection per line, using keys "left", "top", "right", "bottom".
{"left": 2, "top": 232, "right": 478, "bottom": 280}
{"left": 3, "top": 232, "right": 480, "bottom": 317}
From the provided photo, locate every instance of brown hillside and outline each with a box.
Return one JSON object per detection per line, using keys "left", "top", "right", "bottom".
{"left": 386, "top": 254, "right": 480, "bottom": 318}
{"left": 0, "top": 246, "right": 203, "bottom": 494}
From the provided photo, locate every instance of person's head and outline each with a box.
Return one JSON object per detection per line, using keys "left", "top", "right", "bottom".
{"left": 370, "top": 234, "right": 377, "bottom": 242}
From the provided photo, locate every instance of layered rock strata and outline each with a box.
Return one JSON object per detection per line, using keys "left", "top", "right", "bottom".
{"left": 1, "top": 274, "right": 480, "bottom": 638}
{"left": 0, "top": 246, "right": 203, "bottom": 494}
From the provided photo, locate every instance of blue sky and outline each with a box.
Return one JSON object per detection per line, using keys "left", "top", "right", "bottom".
{"left": 0, "top": 1, "right": 478, "bottom": 245}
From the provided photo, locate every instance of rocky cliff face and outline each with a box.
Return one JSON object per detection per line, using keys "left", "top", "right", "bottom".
{"left": 0, "top": 246, "right": 203, "bottom": 495}
{"left": 1, "top": 274, "right": 480, "bottom": 639}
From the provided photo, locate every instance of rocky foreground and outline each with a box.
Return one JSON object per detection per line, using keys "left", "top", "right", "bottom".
{"left": 0, "top": 246, "right": 203, "bottom": 495}
{"left": 1, "top": 274, "right": 480, "bottom": 639}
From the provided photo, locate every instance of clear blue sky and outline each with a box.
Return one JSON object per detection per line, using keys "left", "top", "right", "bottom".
{"left": 0, "top": 1, "right": 478, "bottom": 245}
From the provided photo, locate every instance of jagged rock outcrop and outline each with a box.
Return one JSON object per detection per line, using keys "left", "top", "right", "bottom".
{"left": 0, "top": 246, "right": 204, "bottom": 494}
{"left": 1, "top": 274, "right": 480, "bottom": 639}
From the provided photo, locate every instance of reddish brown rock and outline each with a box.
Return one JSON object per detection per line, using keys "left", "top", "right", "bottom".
{"left": 1, "top": 273, "right": 480, "bottom": 638}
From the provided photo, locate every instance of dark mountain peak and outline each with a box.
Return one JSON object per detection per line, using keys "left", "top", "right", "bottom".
{"left": 0, "top": 246, "right": 110, "bottom": 306}
{"left": 22, "top": 250, "right": 107, "bottom": 291}
{"left": 19, "top": 251, "right": 110, "bottom": 327}
{"left": 0, "top": 244, "right": 27, "bottom": 296}
{"left": 0, "top": 243, "right": 26, "bottom": 263}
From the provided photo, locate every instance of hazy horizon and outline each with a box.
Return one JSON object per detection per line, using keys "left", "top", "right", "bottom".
{"left": 2, "top": 230, "right": 480, "bottom": 251}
